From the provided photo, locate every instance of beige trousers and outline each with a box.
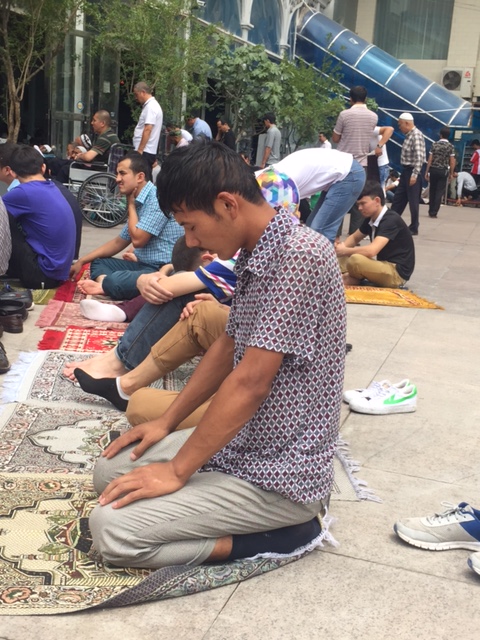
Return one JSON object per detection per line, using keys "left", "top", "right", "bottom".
{"left": 341, "top": 254, "right": 405, "bottom": 287}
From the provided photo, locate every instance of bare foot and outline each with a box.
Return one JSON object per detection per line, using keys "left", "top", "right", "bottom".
{"left": 62, "top": 348, "right": 128, "bottom": 380}
{"left": 78, "top": 279, "right": 106, "bottom": 295}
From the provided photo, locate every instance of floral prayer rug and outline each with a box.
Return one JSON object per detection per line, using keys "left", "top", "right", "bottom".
{"left": 36, "top": 301, "right": 127, "bottom": 330}
{"left": 345, "top": 286, "right": 443, "bottom": 309}
{"left": 37, "top": 326, "right": 124, "bottom": 353}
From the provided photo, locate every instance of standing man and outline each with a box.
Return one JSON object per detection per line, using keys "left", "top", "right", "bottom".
{"left": 391, "top": 113, "right": 426, "bottom": 235}
{"left": 215, "top": 116, "right": 236, "bottom": 150}
{"left": 332, "top": 86, "right": 387, "bottom": 233}
{"left": 469, "top": 139, "right": 480, "bottom": 185}
{"left": 71, "top": 152, "right": 183, "bottom": 300}
{"left": 317, "top": 132, "right": 332, "bottom": 149}
{"left": 133, "top": 82, "right": 163, "bottom": 170}
{"left": 425, "top": 127, "right": 456, "bottom": 218}
{"left": 88, "top": 142, "right": 346, "bottom": 569}
{"left": 185, "top": 112, "right": 213, "bottom": 141}
{"left": 260, "top": 112, "right": 282, "bottom": 168}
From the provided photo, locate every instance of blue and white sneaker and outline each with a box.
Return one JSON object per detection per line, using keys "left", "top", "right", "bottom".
{"left": 467, "top": 552, "right": 480, "bottom": 576}
{"left": 349, "top": 381, "right": 417, "bottom": 414}
{"left": 394, "top": 502, "right": 480, "bottom": 551}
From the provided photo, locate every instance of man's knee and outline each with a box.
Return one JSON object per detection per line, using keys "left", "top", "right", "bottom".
{"left": 92, "top": 453, "right": 117, "bottom": 494}
{"left": 126, "top": 388, "right": 177, "bottom": 425}
{"left": 346, "top": 254, "right": 369, "bottom": 279}
{"left": 89, "top": 504, "right": 141, "bottom": 567}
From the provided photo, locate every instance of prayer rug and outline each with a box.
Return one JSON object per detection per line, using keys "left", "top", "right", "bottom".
{"left": 37, "top": 326, "right": 125, "bottom": 353}
{"left": 0, "top": 402, "right": 334, "bottom": 614}
{"left": 1, "top": 283, "right": 57, "bottom": 305}
{"left": 36, "top": 300, "right": 127, "bottom": 330}
{"left": 53, "top": 265, "right": 90, "bottom": 303}
{"left": 345, "top": 286, "right": 443, "bottom": 309}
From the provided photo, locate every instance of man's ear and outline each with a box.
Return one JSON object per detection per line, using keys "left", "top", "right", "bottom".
{"left": 41, "top": 163, "right": 47, "bottom": 176}
{"left": 216, "top": 192, "right": 239, "bottom": 218}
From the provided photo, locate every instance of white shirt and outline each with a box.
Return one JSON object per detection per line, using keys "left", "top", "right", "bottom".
{"left": 457, "top": 171, "right": 477, "bottom": 196}
{"left": 370, "top": 126, "right": 389, "bottom": 167}
{"left": 181, "top": 129, "right": 193, "bottom": 143}
{"left": 133, "top": 96, "right": 163, "bottom": 154}
{"left": 318, "top": 140, "right": 332, "bottom": 149}
{"left": 266, "top": 148, "right": 354, "bottom": 198}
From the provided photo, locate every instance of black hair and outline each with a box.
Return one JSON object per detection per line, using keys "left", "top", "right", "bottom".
{"left": 471, "top": 139, "right": 480, "bottom": 146}
{"left": 440, "top": 127, "right": 451, "bottom": 139}
{"left": 217, "top": 115, "right": 231, "bottom": 127}
{"left": 119, "top": 151, "right": 150, "bottom": 178}
{"left": 0, "top": 142, "right": 18, "bottom": 169}
{"left": 263, "top": 112, "right": 276, "bottom": 124}
{"left": 8, "top": 144, "right": 44, "bottom": 176}
{"left": 171, "top": 235, "right": 205, "bottom": 272}
{"left": 350, "top": 86, "right": 368, "bottom": 103}
{"left": 157, "top": 142, "right": 264, "bottom": 217}
{"left": 388, "top": 169, "right": 399, "bottom": 178}
{"left": 358, "top": 180, "right": 385, "bottom": 206}
{"left": 186, "top": 110, "right": 201, "bottom": 119}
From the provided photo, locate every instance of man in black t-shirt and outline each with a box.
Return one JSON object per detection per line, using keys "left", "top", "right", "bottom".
{"left": 335, "top": 180, "right": 415, "bottom": 288}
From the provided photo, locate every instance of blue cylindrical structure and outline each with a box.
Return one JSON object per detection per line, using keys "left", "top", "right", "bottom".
{"left": 295, "top": 9, "right": 479, "bottom": 168}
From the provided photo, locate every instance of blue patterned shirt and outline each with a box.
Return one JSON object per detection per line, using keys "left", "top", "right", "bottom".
{"left": 119, "top": 181, "right": 184, "bottom": 266}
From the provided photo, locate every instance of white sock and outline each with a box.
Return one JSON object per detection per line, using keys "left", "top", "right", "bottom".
{"left": 79, "top": 299, "right": 127, "bottom": 322}
{"left": 116, "top": 377, "right": 130, "bottom": 400}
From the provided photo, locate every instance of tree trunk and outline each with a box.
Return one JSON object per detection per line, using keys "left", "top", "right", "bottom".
{"left": 7, "top": 95, "right": 21, "bottom": 143}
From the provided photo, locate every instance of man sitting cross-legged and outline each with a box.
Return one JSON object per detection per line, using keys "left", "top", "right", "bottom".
{"left": 87, "top": 142, "right": 346, "bottom": 569}
{"left": 75, "top": 295, "right": 227, "bottom": 419}
{"left": 335, "top": 181, "right": 415, "bottom": 288}
{"left": 71, "top": 151, "right": 183, "bottom": 300}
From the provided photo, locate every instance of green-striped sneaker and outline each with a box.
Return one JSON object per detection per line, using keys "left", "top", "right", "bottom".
{"left": 349, "top": 382, "right": 417, "bottom": 415}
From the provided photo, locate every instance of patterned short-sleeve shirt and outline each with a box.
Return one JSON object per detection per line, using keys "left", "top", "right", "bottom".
{"left": 202, "top": 212, "right": 347, "bottom": 503}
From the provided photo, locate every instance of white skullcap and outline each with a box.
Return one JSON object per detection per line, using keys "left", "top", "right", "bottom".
{"left": 398, "top": 112, "right": 414, "bottom": 121}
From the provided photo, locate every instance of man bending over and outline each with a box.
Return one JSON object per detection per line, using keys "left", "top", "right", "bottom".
{"left": 89, "top": 142, "right": 346, "bottom": 569}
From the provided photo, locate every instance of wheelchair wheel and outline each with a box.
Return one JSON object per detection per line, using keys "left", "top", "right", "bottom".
{"left": 77, "top": 172, "right": 127, "bottom": 228}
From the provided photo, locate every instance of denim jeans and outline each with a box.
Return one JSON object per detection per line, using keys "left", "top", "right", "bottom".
{"left": 378, "top": 164, "right": 390, "bottom": 190}
{"left": 306, "top": 159, "right": 366, "bottom": 243}
{"left": 115, "top": 293, "right": 196, "bottom": 370}
{"left": 90, "top": 257, "right": 161, "bottom": 300}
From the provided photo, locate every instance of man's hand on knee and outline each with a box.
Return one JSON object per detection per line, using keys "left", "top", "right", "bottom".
{"left": 98, "top": 461, "right": 185, "bottom": 509}
{"left": 102, "top": 419, "right": 170, "bottom": 461}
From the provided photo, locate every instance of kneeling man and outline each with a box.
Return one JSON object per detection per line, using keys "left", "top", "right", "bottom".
{"left": 335, "top": 181, "right": 415, "bottom": 288}
{"left": 89, "top": 142, "right": 346, "bottom": 569}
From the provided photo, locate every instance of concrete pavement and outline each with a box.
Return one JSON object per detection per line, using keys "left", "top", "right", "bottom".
{"left": 1, "top": 202, "right": 479, "bottom": 638}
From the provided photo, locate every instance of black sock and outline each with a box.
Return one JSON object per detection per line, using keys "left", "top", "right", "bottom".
{"left": 74, "top": 369, "right": 129, "bottom": 411}
{"left": 227, "top": 517, "right": 321, "bottom": 561}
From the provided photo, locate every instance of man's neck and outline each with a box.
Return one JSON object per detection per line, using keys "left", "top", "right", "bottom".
{"left": 18, "top": 174, "right": 46, "bottom": 183}
{"left": 369, "top": 205, "right": 386, "bottom": 223}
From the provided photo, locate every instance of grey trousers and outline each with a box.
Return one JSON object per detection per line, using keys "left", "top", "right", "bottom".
{"left": 90, "top": 428, "right": 323, "bottom": 569}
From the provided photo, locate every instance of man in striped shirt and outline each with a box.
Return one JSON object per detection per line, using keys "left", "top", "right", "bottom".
{"left": 391, "top": 113, "right": 426, "bottom": 235}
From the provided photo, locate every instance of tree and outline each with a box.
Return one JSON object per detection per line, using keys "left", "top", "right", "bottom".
{"left": 278, "top": 58, "right": 345, "bottom": 153}
{"left": 94, "top": 0, "right": 216, "bottom": 127}
{"left": 0, "top": 0, "right": 89, "bottom": 141}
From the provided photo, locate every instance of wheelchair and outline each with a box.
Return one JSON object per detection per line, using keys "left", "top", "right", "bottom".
{"left": 68, "top": 143, "right": 132, "bottom": 228}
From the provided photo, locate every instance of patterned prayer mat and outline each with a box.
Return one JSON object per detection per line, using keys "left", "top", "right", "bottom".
{"left": 37, "top": 326, "right": 125, "bottom": 353}
{"left": 0, "top": 402, "right": 333, "bottom": 614}
{"left": 36, "top": 301, "right": 127, "bottom": 330}
{"left": 54, "top": 265, "right": 90, "bottom": 303}
{"left": 345, "top": 286, "right": 443, "bottom": 309}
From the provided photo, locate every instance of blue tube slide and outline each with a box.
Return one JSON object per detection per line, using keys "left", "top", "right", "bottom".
{"left": 295, "top": 9, "right": 478, "bottom": 168}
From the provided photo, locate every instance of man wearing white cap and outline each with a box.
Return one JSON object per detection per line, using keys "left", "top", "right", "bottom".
{"left": 391, "top": 113, "right": 426, "bottom": 235}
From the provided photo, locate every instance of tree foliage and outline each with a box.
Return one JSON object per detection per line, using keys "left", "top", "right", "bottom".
{"left": 0, "top": 0, "right": 87, "bottom": 141}
{"left": 94, "top": 0, "right": 216, "bottom": 124}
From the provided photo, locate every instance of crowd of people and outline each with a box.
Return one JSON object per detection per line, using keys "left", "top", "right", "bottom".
{"left": 0, "top": 82, "right": 479, "bottom": 577}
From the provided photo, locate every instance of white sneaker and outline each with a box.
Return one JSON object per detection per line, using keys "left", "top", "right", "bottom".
{"left": 349, "top": 382, "right": 417, "bottom": 415}
{"left": 468, "top": 551, "right": 480, "bottom": 575}
{"left": 343, "top": 379, "right": 410, "bottom": 404}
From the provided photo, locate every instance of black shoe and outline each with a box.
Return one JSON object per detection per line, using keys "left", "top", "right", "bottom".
{"left": 346, "top": 343, "right": 353, "bottom": 353}
{"left": 409, "top": 228, "right": 418, "bottom": 235}
{"left": 0, "top": 288, "right": 34, "bottom": 311}
{"left": 428, "top": 214, "right": 437, "bottom": 218}
{"left": 0, "top": 299, "right": 28, "bottom": 321}
{"left": 0, "top": 342, "right": 10, "bottom": 374}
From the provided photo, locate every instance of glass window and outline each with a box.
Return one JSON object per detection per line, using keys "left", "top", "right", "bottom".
{"left": 200, "top": 0, "right": 241, "bottom": 36}
{"left": 374, "top": 0, "right": 454, "bottom": 60}
{"left": 332, "top": 0, "right": 358, "bottom": 32}
{"left": 249, "top": 0, "right": 281, "bottom": 54}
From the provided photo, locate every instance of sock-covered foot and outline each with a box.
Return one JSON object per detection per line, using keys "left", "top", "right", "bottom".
{"left": 74, "top": 369, "right": 130, "bottom": 411}
{"left": 80, "top": 299, "right": 127, "bottom": 323}
{"left": 228, "top": 517, "right": 321, "bottom": 561}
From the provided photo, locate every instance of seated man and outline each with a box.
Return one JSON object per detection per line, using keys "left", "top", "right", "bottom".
{"left": 455, "top": 171, "right": 480, "bottom": 205}
{"left": 2, "top": 145, "right": 76, "bottom": 288}
{"left": 52, "top": 110, "right": 120, "bottom": 183}
{"left": 335, "top": 181, "right": 415, "bottom": 288}
{"left": 71, "top": 152, "right": 184, "bottom": 300}
{"left": 88, "top": 141, "right": 346, "bottom": 569}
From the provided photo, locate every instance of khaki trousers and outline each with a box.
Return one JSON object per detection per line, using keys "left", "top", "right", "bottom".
{"left": 341, "top": 254, "right": 405, "bottom": 287}
{"left": 126, "top": 301, "right": 229, "bottom": 428}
